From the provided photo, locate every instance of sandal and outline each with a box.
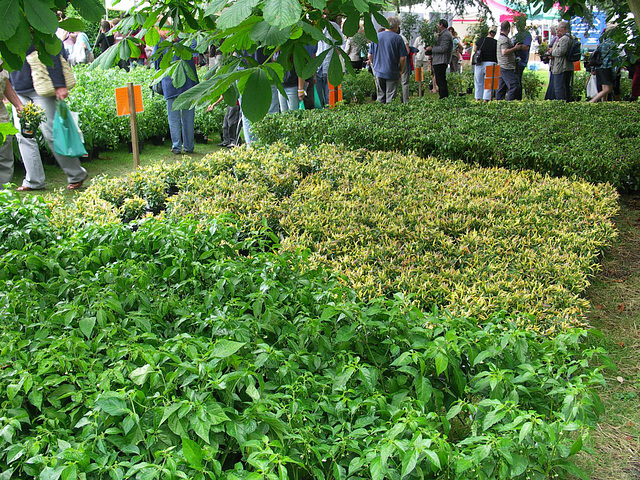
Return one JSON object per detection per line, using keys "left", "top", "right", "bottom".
{"left": 16, "top": 185, "right": 45, "bottom": 192}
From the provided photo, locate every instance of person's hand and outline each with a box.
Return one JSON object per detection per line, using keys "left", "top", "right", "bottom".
{"left": 55, "top": 87, "right": 69, "bottom": 100}
{"left": 298, "top": 89, "right": 305, "bottom": 100}
{"left": 425, "top": 46, "right": 432, "bottom": 52}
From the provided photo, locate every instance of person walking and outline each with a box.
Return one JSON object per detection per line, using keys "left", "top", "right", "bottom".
{"left": 590, "top": 26, "right": 619, "bottom": 103}
{"left": 368, "top": 16, "right": 407, "bottom": 104}
{"left": 0, "top": 61, "right": 24, "bottom": 188}
{"left": 496, "top": 21, "right": 525, "bottom": 101}
{"left": 153, "top": 39, "right": 199, "bottom": 154}
{"left": 94, "top": 20, "right": 115, "bottom": 55}
{"left": 9, "top": 47, "right": 88, "bottom": 191}
{"left": 473, "top": 29, "right": 497, "bottom": 102}
{"left": 425, "top": 19, "right": 453, "bottom": 99}
{"left": 548, "top": 21, "right": 574, "bottom": 101}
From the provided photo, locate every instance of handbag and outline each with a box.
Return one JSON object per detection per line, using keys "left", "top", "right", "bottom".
{"left": 472, "top": 38, "right": 485, "bottom": 66}
{"left": 53, "top": 100, "right": 87, "bottom": 157}
{"left": 586, "top": 74, "right": 598, "bottom": 98}
{"left": 26, "top": 51, "right": 76, "bottom": 97}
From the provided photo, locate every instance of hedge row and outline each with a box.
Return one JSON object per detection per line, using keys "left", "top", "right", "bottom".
{"left": 57, "top": 143, "right": 619, "bottom": 330}
{"left": 252, "top": 98, "right": 640, "bottom": 190}
{"left": 67, "top": 66, "right": 224, "bottom": 152}
{"left": 0, "top": 191, "right": 610, "bottom": 479}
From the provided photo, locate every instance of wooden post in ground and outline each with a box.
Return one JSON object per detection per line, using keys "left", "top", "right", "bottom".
{"left": 127, "top": 82, "right": 140, "bottom": 169}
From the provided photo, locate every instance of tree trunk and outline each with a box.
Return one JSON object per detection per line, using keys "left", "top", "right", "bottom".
{"left": 628, "top": 0, "right": 640, "bottom": 30}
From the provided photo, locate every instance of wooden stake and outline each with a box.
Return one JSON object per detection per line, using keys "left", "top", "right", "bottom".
{"left": 127, "top": 82, "right": 140, "bottom": 169}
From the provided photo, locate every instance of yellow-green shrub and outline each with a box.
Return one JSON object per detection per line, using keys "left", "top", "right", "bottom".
{"left": 57, "top": 144, "right": 618, "bottom": 330}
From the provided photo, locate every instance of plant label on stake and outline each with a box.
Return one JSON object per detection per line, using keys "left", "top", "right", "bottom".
{"left": 115, "top": 83, "right": 144, "bottom": 169}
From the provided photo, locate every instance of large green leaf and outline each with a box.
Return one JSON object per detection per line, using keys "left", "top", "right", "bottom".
{"left": 300, "top": 48, "right": 330, "bottom": 78}
{"left": 58, "top": 18, "right": 86, "bottom": 32}
{"left": 25, "top": 0, "right": 59, "bottom": 34}
{"left": 5, "top": 15, "right": 32, "bottom": 55}
{"left": 240, "top": 69, "right": 272, "bottom": 123}
{"left": 250, "top": 21, "right": 291, "bottom": 45}
{"left": 95, "top": 392, "right": 129, "bottom": 416}
{"left": 0, "top": 122, "right": 18, "bottom": 144}
{"left": 327, "top": 49, "right": 343, "bottom": 87}
{"left": 71, "top": 0, "right": 104, "bottom": 22}
{"left": 210, "top": 339, "right": 246, "bottom": 358}
{"left": 0, "top": 0, "right": 20, "bottom": 41}
{"left": 342, "top": 13, "right": 360, "bottom": 37}
{"left": 182, "top": 437, "right": 204, "bottom": 470}
{"left": 129, "top": 364, "right": 153, "bottom": 386}
{"left": 263, "top": 0, "right": 302, "bottom": 29}
{"left": 217, "top": 0, "right": 260, "bottom": 30}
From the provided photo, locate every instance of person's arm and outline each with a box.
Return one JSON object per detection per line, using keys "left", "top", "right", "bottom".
{"left": 298, "top": 76, "right": 305, "bottom": 100}
{"left": 3, "top": 80, "right": 23, "bottom": 112}
{"left": 502, "top": 42, "right": 523, "bottom": 56}
{"left": 431, "top": 34, "right": 451, "bottom": 54}
{"left": 399, "top": 56, "right": 406, "bottom": 74}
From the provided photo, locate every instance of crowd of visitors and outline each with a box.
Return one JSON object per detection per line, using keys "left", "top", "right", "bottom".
{"left": 2, "top": 11, "right": 639, "bottom": 189}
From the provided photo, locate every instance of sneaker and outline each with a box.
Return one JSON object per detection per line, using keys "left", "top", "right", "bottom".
{"left": 171, "top": 149, "right": 182, "bottom": 155}
{"left": 226, "top": 143, "right": 237, "bottom": 148}
{"left": 217, "top": 142, "right": 229, "bottom": 147}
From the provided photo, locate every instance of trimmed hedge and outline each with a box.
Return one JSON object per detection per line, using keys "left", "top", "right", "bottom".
{"left": 252, "top": 98, "right": 640, "bottom": 190}
{"left": 67, "top": 66, "right": 224, "bottom": 152}
{"left": 58, "top": 143, "right": 619, "bottom": 330}
{"left": 0, "top": 191, "right": 610, "bottom": 480}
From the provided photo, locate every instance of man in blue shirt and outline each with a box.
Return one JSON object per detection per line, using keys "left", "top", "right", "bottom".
{"left": 368, "top": 16, "right": 408, "bottom": 103}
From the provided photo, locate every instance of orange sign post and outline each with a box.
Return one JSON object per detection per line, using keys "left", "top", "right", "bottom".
{"left": 415, "top": 67, "right": 424, "bottom": 96}
{"left": 484, "top": 65, "right": 500, "bottom": 100}
{"left": 328, "top": 82, "right": 343, "bottom": 108}
{"left": 115, "top": 83, "right": 144, "bottom": 169}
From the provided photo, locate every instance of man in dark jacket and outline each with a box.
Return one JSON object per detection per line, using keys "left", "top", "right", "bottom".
{"left": 425, "top": 19, "right": 453, "bottom": 99}
{"left": 9, "top": 46, "right": 88, "bottom": 191}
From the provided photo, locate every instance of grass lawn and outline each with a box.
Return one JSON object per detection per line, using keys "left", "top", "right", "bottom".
{"left": 12, "top": 138, "right": 222, "bottom": 202}
{"left": 580, "top": 194, "right": 640, "bottom": 479}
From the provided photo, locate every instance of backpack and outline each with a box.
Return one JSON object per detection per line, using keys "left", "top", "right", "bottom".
{"left": 589, "top": 45, "right": 603, "bottom": 68}
{"left": 566, "top": 36, "right": 582, "bottom": 62}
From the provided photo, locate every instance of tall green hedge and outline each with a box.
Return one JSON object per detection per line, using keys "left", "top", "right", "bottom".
{"left": 253, "top": 98, "right": 640, "bottom": 190}
{"left": 66, "top": 66, "right": 224, "bottom": 153}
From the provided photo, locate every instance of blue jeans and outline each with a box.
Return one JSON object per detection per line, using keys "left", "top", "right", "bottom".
{"left": 166, "top": 97, "right": 195, "bottom": 152}
{"left": 496, "top": 68, "right": 519, "bottom": 101}
{"left": 240, "top": 85, "right": 280, "bottom": 146}
{"left": 279, "top": 85, "right": 299, "bottom": 111}
{"left": 316, "top": 73, "right": 329, "bottom": 106}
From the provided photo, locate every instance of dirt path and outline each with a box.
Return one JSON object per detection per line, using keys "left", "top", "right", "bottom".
{"left": 581, "top": 195, "right": 640, "bottom": 479}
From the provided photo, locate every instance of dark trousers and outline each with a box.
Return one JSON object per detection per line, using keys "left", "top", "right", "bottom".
{"left": 433, "top": 63, "right": 448, "bottom": 99}
{"left": 222, "top": 105, "right": 241, "bottom": 145}
{"left": 496, "top": 68, "right": 519, "bottom": 100}
{"left": 515, "top": 64, "right": 525, "bottom": 100}
{"left": 550, "top": 71, "right": 572, "bottom": 101}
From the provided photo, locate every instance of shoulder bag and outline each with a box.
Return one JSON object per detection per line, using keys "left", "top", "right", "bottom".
{"left": 26, "top": 51, "right": 76, "bottom": 97}
{"left": 472, "top": 38, "right": 486, "bottom": 66}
